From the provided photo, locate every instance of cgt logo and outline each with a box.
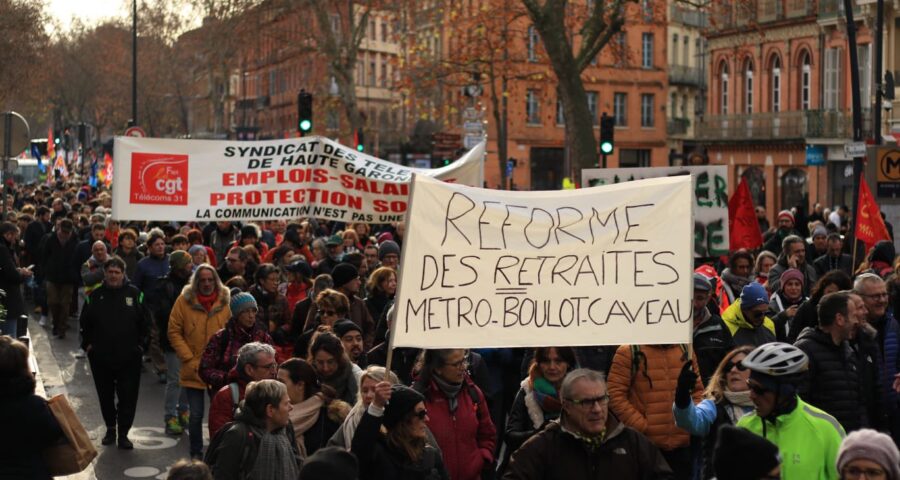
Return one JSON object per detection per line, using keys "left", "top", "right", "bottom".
{"left": 130, "top": 153, "right": 189, "bottom": 205}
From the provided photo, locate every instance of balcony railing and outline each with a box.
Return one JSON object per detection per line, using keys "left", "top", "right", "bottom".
{"left": 786, "top": 0, "right": 813, "bottom": 17}
{"left": 669, "top": 65, "right": 706, "bottom": 88}
{"left": 819, "top": 0, "right": 860, "bottom": 19}
{"left": 667, "top": 118, "right": 691, "bottom": 135}
{"left": 757, "top": 0, "right": 784, "bottom": 23}
{"left": 670, "top": 5, "right": 709, "bottom": 28}
{"left": 696, "top": 110, "right": 872, "bottom": 141}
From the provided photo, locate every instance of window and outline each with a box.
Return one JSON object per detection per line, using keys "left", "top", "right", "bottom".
{"left": 695, "top": 38, "right": 701, "bottom": 68}
{"left": 682, "top": 94, "right": 688, "bottom": 118}
{"left": 268, "top": 70, "right": 276, "bottom": 97}
{"left": 771, "top": 56, "right": 781, "bottom": 112}
{"left": 369, "top": 18, "right": 376, "bottom": 40}
{"left": 369, "top": 60, "right": 376, "bottom": 86}
{"left": 556, "top": 99, "right": 565, "bottom": 125}
{"left": 620, "top": 149, "right": 651, "bottom": 167}
{"left": 528, "top": 26, "right": 539, "bottom": 62}
{"left": 526, "top": 90, "right": 540, "bottom": 125}
{"left": 672, "top": 34, "right": 679, "bottom": 65}
{"left": 642, "top": 33, "right": 654, "bottom": 68}
{"left": 670, "top": 93, "right": 678, "bottom": 118}
{"left": 330, "top": 14, "right": 340, "bottom": 35}
{"left": 381, "top": 60, "right": 388, "bottom": 87}
{"left": 824, "top": 48, "right": 841, "bottom": 110}
{"left": 587, "top": 91, "right": 598, "bottom": 125}
{"left": 720, "top": 63, "right": 729, "bottom": 114}
{"left": 614, "top": 92, "right": 627, "bottom": 126}
{"left": 858, "top": 44, "right": 871, "bottom": 111}
{"left": 381, "top": 21, "right": 388, "bottom": 42}
{"left": 641, "top": 93, "right": 654, "bottom": 127}
{"left": 781, "top": 169, "right": 808, "bottom": 213}
{"left": 616, "top": 31, "right": 627, "bottom": 67}
{"left": 743, "top": 59, "right": 753, "bottom": 114}
{"left": 356, "top": 57, "right": 364, "bottom": 86}
{"left": 683, "top": 36, "right": 690, "bottom": 68}
{"left": 801, "top": 52, "right": 811, "bottom": 110}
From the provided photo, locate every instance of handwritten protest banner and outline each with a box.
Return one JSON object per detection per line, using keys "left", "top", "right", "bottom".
{"left": 582, "top": 166, "right": 729, "bottom": 257}
{"left": 391, "top": 174, "right": 694, "bottom": 349}
{"left": 111, "top": 136, "right": 484, "bottom": 222}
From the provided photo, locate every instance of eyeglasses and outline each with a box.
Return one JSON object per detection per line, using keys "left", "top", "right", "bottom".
{"left": 747, "top": 381, "right": 770, "bottom": 396}
{"left": 862, "top": 292, "right": 889, "bottom": 300}
{"left": 254, "top": 362, "right": 277, "bottom": 371}
{"left": 413, "top": 409, "right": 428, "bottom": 420}
{"left": 844, "top": 466, "right": 887, "bottom": 479}
{"left": 444, "top": 358, "right": 469, "bottom": 369}
{"left": 567, "top": 395, "right": 610, "bottom": 409}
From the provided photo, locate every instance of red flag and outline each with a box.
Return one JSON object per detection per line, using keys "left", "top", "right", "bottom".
{"left": 47, "top": 127, "right": 55, "bottom": 159}
{"left": 728, "top": 177, "right": 763, "bottom": 250}
{"left": 855, "top": 177, "right": 892, "bottom": 248}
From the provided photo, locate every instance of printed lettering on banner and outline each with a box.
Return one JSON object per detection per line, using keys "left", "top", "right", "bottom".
{"left": 391, "top": 174, "right": 694, "bottom": 349}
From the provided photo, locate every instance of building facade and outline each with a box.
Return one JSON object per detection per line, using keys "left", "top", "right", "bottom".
{"left": 666, "top": 0, "right": 707, "bottom": 163}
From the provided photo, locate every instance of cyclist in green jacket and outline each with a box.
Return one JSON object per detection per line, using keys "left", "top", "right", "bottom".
{"left": 737, "top": 342, "right": 845, "bottom": 480}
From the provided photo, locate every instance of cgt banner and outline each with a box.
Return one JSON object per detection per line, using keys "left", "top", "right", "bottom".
{"left": 582, "top": 166, "right": 729, "bottom": 258}
{"left": 391, "top": 174, "right": 694, "bottom": 349}
{"left": 111, "top": 136, "right": 484, "bottom": 222}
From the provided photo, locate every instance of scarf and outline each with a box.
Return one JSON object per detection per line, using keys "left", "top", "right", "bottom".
{"left": 531, "top": 377, "right": 562, "bottom": 420}
{"left": 723, "top": 389, "right": 754, "bottom": 407}
{"left": 249, "top": 429, "right": 300, "bottom": 480}
{"left": 561, "top": 422, "right": 605, "bottom": 451}
{"left": 323, "top": 363, "right": 353, "bottom": 401}
{"left": 341, "top": 403, "right": 366, "bottom": 449}
{"left": 289, "top": 393, "right": 324, "bottom": 459}
{"left": 196, "top": 290, "right": 218, "bottom": 313}
{"left": 721, "top": 269, "right": 752, "bottom": 293}
{"left": 432, "top": 374, "right": 463, "bottom": 414}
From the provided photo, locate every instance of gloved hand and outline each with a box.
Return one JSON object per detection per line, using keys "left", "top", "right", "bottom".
{"left": 675, "top": 361, "right": 698, "bottom": 409}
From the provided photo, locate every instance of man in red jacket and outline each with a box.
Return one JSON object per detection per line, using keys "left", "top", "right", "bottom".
{"left": 207, "top": 342, "right": 276, "bottom": 439}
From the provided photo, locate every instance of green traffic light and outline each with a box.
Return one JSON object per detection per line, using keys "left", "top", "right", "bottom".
{"left": 54, "top": 138, "right": 60, "bottom": 144}
{"left": 356, "top": 144, "right": 364, "bottom": 152}
{"left": 600, "top": 142, "right": 613, "bottom": 154}
{"left": 299, "top": 119, "right": 312, "bottom": 132}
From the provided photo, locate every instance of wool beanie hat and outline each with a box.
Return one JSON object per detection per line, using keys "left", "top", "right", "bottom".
{"left": 331, "top": 263, "right": 358, "bottom": 289}
{"left": 378, "top": 240, "right": 400, "bottom": 260}
{"left": 383, "top": 385, "right": 425, "bottom": 429}
{"left": 693, "top": 272, "right": 712, "bottom": 292}
{"left": 837, "top": 429, "right": 900, "bottom": 480}
{"left": 299, "top": 446, "right": 359, "bottom": 480}
{"left": 169, "top": 250, "right": 192, "bottom": 270}
{"left": 713, "top": 425, "right": 781, "bottom": 480}
{"left": 376, "top": 231, "right": 394, "bottom": 244}
{"left": 333, "top": 319, "right": 362, "bottom": 338}
{"left": 740, "top": 282, "right": 769, "bottom": 309}
{"left": 777, "top": 210, "right": 795, "bottom": 225}
{"left": 230, "top": 292, "right": 258, "bottom": 316}
{"left": 812, "top": 225, "right": 828, "bottom": 239}
{"left": 779, "top": 268, "right": 805, "bottom": 289}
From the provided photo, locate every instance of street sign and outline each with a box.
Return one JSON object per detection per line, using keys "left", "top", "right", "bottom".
{"left": 805, "top": 145, "right": 826, "bottom": 166}
{"left": 464, "top": 135, "right": 483, "bottom": 149}
{"left": 124, "top": 126, "right": 146, "bottom": 137}
{"left": 844, "top": 141, "right": 867, "bottom": 158}
{"left": 0, "top": 112, "right": 29, "bottom": 159}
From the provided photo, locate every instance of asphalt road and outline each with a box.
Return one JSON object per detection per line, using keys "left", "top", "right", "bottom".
{"left": 30, "top": 312, "right": 209, "bottom": 480}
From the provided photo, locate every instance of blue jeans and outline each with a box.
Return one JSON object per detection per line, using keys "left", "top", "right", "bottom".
{"left": 164, "top": 352, "right": 188, "bottom": 418}
{"left": 185, "top": 387, "right": 206, "bottom": 456}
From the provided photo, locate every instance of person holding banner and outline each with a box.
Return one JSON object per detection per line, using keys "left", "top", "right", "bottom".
{"left": 412, "top": 349, "right": 496, "bottom": 480}
{"left": 503, "top": 369, "right": 673, "bottom": 480}
{"left": 608, "top": 344, "right": 703, "bottom": 480}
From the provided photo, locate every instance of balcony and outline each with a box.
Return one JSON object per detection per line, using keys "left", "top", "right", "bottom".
{"left": 696, "top": 110, "right": 872, "bottom": 141}
{"left": 667, "top": 118, "right": 691, "bottom": 135}
{"left": 819, "top": 0, "right": 860, "bottom": 20}
{"left": 757, "top": 0, "right": 784, "bottom": 23}
{"left": 670, "top": 5, "right": 709, "bottom": 28}
{"left": 786, "top": 0, "right": 813, "bottom": 17}
{"left": 669, "top": 65, "right": 706, "bottom": 88}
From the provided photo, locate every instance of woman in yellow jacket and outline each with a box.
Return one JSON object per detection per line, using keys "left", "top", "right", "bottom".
{"left": 167, "top": 264, "right": 231, "bottom": 459}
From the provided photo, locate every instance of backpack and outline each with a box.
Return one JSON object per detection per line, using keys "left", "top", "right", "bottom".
{"left": 204, "top": 420, "right": 257, "bottom": 478}
{"left": 229, "top": 382, "right": 241, "bottom": 416}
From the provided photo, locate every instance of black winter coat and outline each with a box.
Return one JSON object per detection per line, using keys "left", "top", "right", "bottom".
{"left": 787, "top": 299, "right": 819, "bottom": 344}
{"left": 502, "top": 419, "right": 673, "bottom": 480}
{"left": 0, "top": 239, "right": 26, "bottom": 323}
{"left": 795, "top": 327, "right": 867, "bottom": 432}
{"left": 352, "top": 410, "right": 449, "bottom": 480}
{"left": 37, "top": 232, "right": 79, "bottom": 284}
{"left": 692, "top": 313, "right": 735, "bottom": 384}
{"left": 0, "top": 376, "right": 63, "bottom": 480}
{"left": 148, "top": 273, "right": 189, "bottom": 352}
{"left": 79, "top": 283, "right": 151, "bottom": 363}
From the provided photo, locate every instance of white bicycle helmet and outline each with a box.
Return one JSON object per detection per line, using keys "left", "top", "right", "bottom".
{"left": 741, "top": 342, "right": 808, "bottom": 376}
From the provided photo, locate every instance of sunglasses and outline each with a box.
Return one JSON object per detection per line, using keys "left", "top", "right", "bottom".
{"left": 724, "top": 361, "right": 748, "bottom": 372}
{"left": 413, "top": 409, "right": 428, "bottom": 420}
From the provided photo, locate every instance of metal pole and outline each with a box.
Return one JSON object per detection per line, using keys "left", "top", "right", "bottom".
{"left": 844, "top": 0, "right": 865, "bottom": 266}
{"left": 132, "top": 0, "right": 138, "bottom": 126}
{"left": 2, "top": 114, "right": 11, "bottom": 215}
{"left": 874, "top": 0, "right": 884, "bottom": 145}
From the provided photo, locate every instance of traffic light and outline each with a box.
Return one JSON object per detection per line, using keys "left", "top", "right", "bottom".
{"left": 297, "top": 90, "right": 313, "bottom": 133}
{"left": 600, "top": 114, "right": 614, "bottom": 155}
{"left": 53, "top": 129, "right": 60, "bottom": 146}
{"left": 354, "top": 128, "right": 365, "bottom": 152}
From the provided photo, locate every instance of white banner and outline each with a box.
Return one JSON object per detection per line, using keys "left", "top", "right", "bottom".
{"left": 111, "top": 136, "right": 484, "bottom": 222}
{"left": 391, "top": 174, "right": 694, "bottom": 349}
{"left": 582, "top": 166, "right": 729, "bottom": 257}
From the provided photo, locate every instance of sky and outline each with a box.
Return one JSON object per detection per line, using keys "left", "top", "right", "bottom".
{"left": 46, "top": 0, "right": 130, "bottom": 33}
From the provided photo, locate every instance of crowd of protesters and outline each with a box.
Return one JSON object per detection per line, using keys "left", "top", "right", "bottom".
{"left": 4, "top": 181, "right": 900, "bottom": 480}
